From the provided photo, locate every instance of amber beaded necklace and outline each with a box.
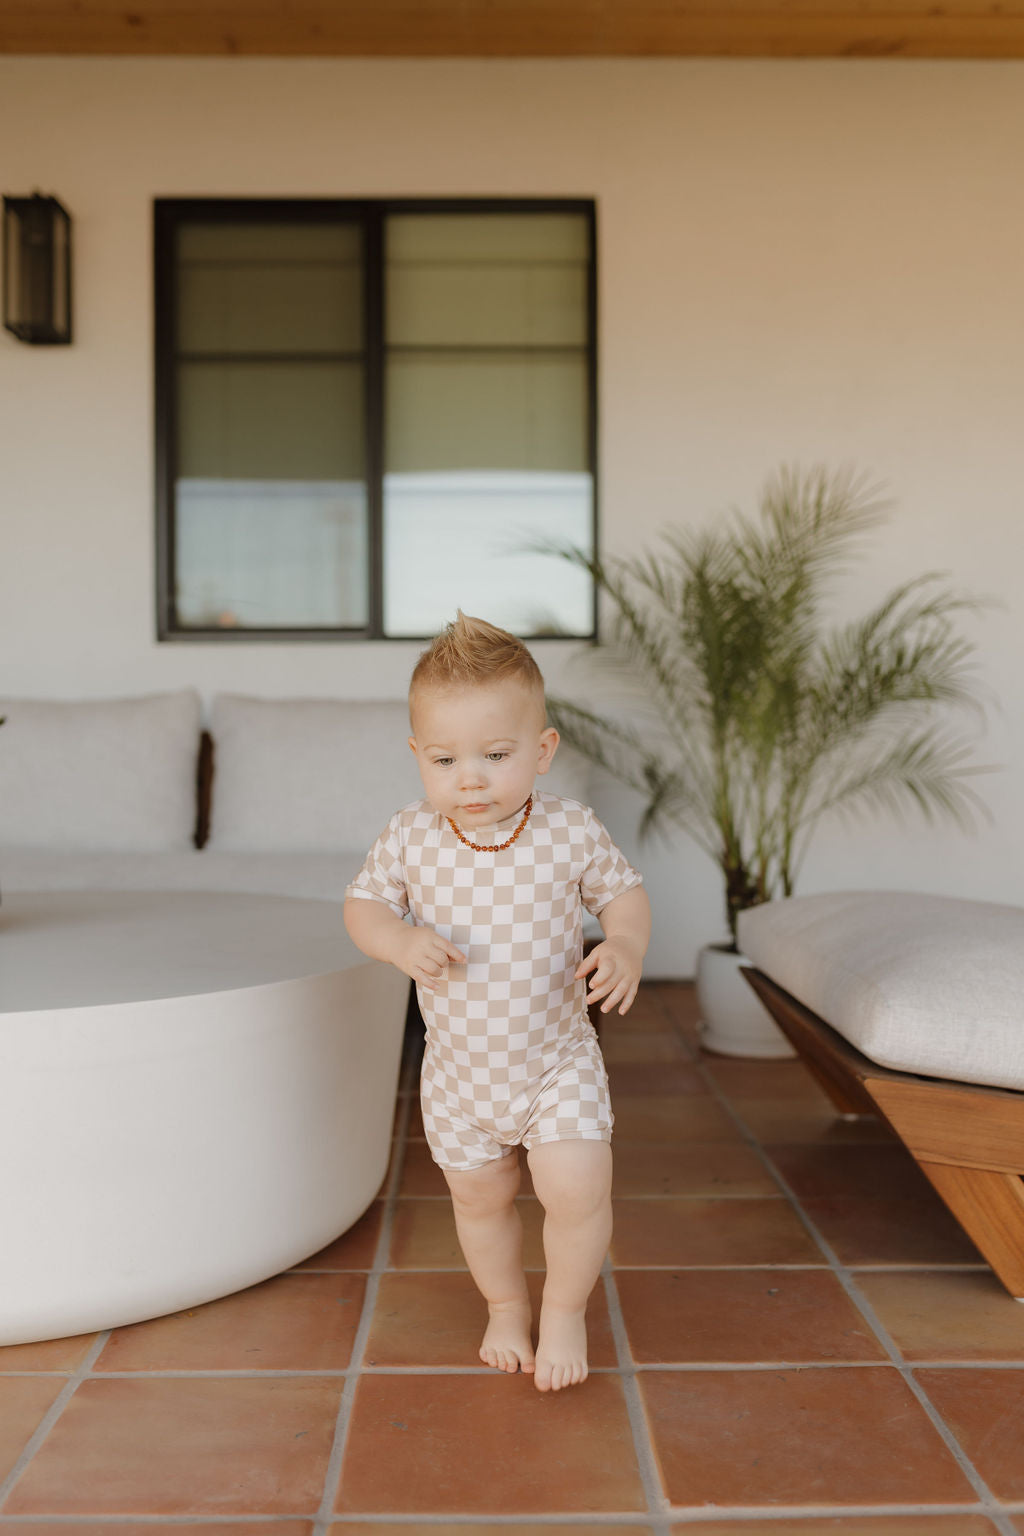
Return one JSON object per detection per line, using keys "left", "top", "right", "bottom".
{"left": 446, "top": 794, "right": 533, "bottom": 853}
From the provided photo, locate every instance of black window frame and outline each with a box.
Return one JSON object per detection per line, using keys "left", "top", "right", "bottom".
{"left": 154, "top": 196, "right": 598, "bottom": 643}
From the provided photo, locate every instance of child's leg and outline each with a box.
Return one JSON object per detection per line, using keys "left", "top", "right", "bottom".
{"left": 442, "top": 1151, "right": 535, "bottom": 1374}
{"left": 526, "top": 1138, "right": 613, "bottom": 1393}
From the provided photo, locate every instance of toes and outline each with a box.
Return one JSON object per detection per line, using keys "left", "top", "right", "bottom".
{"left": 483, "top": 1344, "right": 526, "bottom": 1374}
{"left": 535, "top": 1358, "right": 587, "bottom": 1390}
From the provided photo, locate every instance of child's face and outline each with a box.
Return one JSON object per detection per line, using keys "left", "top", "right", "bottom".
{"left": 409, "top": 679, "right": 558, "bottom": 831}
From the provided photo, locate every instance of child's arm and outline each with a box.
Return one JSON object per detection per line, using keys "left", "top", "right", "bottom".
{"left": 575, "top": 885, "right": 651, "bottom": 1016}
{"left": 344, "top": 897, "right": 466, "bottom": 993}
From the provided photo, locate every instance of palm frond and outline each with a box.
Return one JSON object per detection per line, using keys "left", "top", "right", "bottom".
{"left": 797, "top": 728, "right": 994, "bottom": 836}
{"left": 528, "top": 465, "right": 993, "bottom": 931}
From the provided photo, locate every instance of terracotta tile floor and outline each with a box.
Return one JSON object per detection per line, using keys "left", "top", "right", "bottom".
{"left": 3, "top": 981, "right": 1024, "bottom": 1532}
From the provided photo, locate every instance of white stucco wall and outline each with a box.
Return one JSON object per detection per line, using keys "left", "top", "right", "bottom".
{"left": 2, "top": 57, "right": 1022, "bottom": 973}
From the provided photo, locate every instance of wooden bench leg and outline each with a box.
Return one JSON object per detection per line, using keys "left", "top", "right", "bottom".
{"left": 917, "top": 1161, "right": 1024, "bottom": 1301}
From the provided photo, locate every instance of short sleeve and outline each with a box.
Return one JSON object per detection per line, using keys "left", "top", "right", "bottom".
{"left": 345, "top": 813, "right": 410, "bottom": 918}
{"left": 579, "top": 807, "right": 644, "bottom": 916}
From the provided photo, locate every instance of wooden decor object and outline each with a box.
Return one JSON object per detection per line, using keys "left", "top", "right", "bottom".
{"left": 742, "top": 965, "right": 1024, "bottom": 1300}
{"left": 2, "top": 1, "right": 1024, "bottom": 59}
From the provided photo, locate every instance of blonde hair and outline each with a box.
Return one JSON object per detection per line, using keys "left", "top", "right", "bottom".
{"left": 409, "top": 611, "right": 545, "bottom": 721}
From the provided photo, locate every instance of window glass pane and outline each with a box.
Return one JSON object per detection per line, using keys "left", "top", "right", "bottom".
{"left": 174, "top": 360, "right": 367, "bottom": 628}
{"left": 177, "top": 221, "right": 362, "bottom": 355}
{"left": 386, "top": 354, "right": 588, "bottom": 473}
{"left": 389, "top": 264, "right": 586, "bottom": 348}
{"left": 388, "top": 212, "right": 586, "bottom": 348}
{"left": 177, "top": 360, "right": 364, "bottom": 480}
{"left": 382, "top": 209, "right": 593, "bottom": 639}
{"left": 387, "top": 212, "right": 588, "bottom": 263}
{"left": 171, "top": 213, "right": 367, "bottom": 630}
{"left": 383, "top": 471, "right": 592, "bottom": 638}
{"left": 175, "top": 479, "right": 367, "bottom": 629}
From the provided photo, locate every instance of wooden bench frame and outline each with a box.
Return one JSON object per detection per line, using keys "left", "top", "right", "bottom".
{"left": 742, "top": 967, "right": 1024, "bottom": 1301}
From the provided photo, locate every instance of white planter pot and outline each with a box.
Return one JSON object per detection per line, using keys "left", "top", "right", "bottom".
{"left": 696, "top": 942, "right": 796, "bottom": 1059}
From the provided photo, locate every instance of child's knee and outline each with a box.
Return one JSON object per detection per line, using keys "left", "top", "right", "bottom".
{"left": 443, "top": 1151, "right": 521, "bottom": 1216}
{"left": 528, "top": 1139, "right": 612, "bottom": 1220}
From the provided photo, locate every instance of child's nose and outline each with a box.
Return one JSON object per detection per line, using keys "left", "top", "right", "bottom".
{"left": 460, "top": 762, "right": 487, "bottom": 788}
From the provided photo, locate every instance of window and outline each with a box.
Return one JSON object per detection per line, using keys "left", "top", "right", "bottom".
{"left": 154, "top": 199, "right": 597, "bottom": 641}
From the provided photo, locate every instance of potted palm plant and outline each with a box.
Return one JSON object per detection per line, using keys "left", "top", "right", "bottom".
{"left": 541, "top": 464, "right": 991, "bottom": 1056}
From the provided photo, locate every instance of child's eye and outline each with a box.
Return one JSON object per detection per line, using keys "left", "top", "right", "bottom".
{"left": 433, "top": 756, "right": 454, "bottom": 767}
{"left": 486, "top": 752, "right": 508, "bottom": 762}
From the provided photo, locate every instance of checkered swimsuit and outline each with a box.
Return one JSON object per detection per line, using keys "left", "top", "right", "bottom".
{"left": 346, "top": 789, "right": 643, "bottom": 1171}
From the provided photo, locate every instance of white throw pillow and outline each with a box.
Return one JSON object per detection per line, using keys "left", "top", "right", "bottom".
{"left": 208, "top": 693, "right": 592, "bottom": 853}
{"left": 0, "top": 690, "right": 202, "bottom": 852}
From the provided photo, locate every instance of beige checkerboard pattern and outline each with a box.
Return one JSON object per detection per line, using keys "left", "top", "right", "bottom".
{"left": 346, "top": 789, "right": 643, "bottom": 1170}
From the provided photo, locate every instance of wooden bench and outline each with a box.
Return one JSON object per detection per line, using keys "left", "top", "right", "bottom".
{"left": 737, "top": 891, "right": 1024, "bottom": 1301}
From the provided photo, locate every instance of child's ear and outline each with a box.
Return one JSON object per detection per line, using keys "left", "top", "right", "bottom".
{"left": 536, "top": 726, "right": 559, "bottom": 775}
{"left": 408, "top": 735, "right": 418, "bottom": 758}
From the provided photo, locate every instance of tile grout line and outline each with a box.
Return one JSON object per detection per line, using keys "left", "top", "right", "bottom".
{"left": 295, "top": 1259, "right": 990, "bottom": 1271}
{"left": 0, "top": 1511, "right": 641, "bottom": 1523}
{"left": 1, "top": 1507, "right": 1021, "bottom": 1526}
{"left": 2, "top": 1504, "right": 1024, "bottom": 1527}
{"left": 7, "top": 1353, "right": 1023, "bottom": 1380}
{"left": 598, "top": 984, "right": 674, "bottom": 1532}
{"left": 658, "top": 1502, "right": 1014, "bottom": 1523}
{"left": 311, "top": 1027, "right": 421, "bottom": 1534}
{"left": 596, "top": 999, "right": 675, "bottom": 1525}
{"left": 692, "top": 1046, "right": 1021, "bottom": 1536}
{"left": 601, "top": 1264, "right": 671, "bottom": 1531}
{"left": 0, "top": 1329, "right": 111, "bottom": 1512}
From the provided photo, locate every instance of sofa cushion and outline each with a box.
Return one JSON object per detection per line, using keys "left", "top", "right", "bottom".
{"left": 206, "top": 693, "right": 592, "bottom": 854}
{"left": 737, "top": 890, "right": 1024, "bottom": 1092}
{"left": 0, "top": 690, "right": 202, "bottom": 853}
{"left": 0, "top": 846, "right": 352, "bottom": 902}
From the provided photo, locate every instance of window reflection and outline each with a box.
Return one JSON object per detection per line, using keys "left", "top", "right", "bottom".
{"left": 175, "top": 479, "right": 368, "bottom": 628}
{"left": 383, "top": 471, "right": 592, "bottom": 637}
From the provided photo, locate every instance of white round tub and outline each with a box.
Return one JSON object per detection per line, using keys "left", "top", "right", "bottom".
{"left": 0, "top": 889, "right": 408, "bottom": 1345}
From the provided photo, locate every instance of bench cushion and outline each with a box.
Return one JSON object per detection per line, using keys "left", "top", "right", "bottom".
{"left": 737, "top": 891, "right": 1024, "bottom": 1092}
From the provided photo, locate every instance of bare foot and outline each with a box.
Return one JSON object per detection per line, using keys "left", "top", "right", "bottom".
{"left": 534, "top": 1303, "right": 588, "bottom": 1391}
{"left": 479, "top": 1298, "right": 535, "bottom": 1374}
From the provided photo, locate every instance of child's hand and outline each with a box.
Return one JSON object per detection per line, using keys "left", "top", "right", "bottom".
{"left": 396, "top": 926, "right": 467, "bottom": 991}
{"left": 575, "top": 937, "right": 643, "bottom": 1015}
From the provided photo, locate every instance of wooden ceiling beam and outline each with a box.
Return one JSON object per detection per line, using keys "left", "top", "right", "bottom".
{"left": 3, "top": 2, "right": 1024, "bottom": 58}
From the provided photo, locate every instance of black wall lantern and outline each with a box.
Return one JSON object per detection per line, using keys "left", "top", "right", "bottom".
{"left": 3, "top": 193, "right": 73, "bottom": 345}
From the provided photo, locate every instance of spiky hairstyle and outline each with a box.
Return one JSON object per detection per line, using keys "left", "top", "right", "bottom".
{"left": 409, "top": 610, "right": 545, "bottom": 721}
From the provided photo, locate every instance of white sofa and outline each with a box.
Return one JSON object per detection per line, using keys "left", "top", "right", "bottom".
{"left": 0, "top": 688, "right": 591, "bottom": 900}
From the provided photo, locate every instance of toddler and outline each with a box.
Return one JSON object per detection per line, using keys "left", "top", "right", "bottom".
{"left": 344, "top": 612, "right": 651, "bottom": 1391}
